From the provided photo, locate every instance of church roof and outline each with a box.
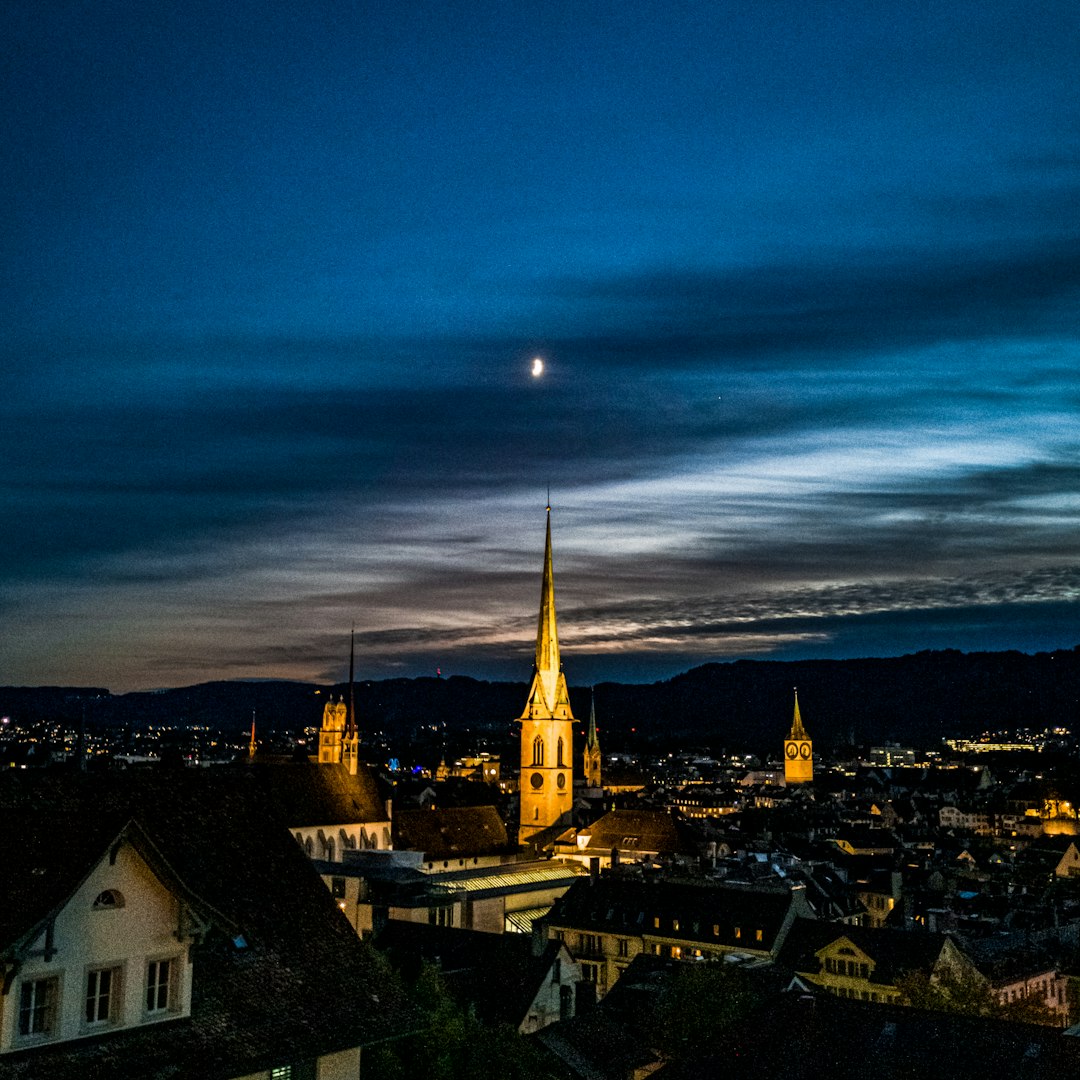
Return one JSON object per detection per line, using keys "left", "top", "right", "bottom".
{"left": 247, "top": 760, "right": 388, "bottom": 826}
{"left": 393, "top": 805, "right": 511, "bottom": 859}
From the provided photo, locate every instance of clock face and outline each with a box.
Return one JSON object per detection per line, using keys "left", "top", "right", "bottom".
{"left": 799, "top": 743, "right": 812, "bottom": 760}
{"left": 785, "top": 743, "right": 798, "bottom": 759}
{"left": 530, "top": 772, "right": 544, "bottom": 789}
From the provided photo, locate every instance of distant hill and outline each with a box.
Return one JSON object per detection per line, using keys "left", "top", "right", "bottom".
{"left": 3, "top": 645, "right": 1079, "bottom": 752}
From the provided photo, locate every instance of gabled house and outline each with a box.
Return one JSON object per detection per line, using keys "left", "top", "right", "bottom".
{"left": 375, "top": 921, "right": 580, "bottom": 1033}
{"left": 541, "top": 875, "right": 815, "bottom": 999}
{"left": 0, "top": 770, "right": 415, "bottom": 1079}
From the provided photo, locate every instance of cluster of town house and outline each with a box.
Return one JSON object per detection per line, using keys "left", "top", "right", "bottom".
{"left": 3, "top": 510, "right": 1080, "bottom": 1078}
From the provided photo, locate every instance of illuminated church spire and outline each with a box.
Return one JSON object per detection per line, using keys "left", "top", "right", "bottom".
{"left": 521, "top": 505, "right": 574, "bottom": 722}
{"left": 583, "top": 687, "right": 602, "bottom": 790}
{"left": 343, "top": 625, "right": 360, "bottom": 775}
{"left": 784, "top": 687, "right": 813, "bottom": 785}
{"left": 518, "top": 504, "right": 575, "bottom": 842}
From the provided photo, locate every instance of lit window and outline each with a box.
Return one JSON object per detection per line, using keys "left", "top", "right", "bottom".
{"left": 734, "top": 927, "right": 741, "bottom": 939}
{"left": 92, "top": 889, "right": 125, "bottom": 910}
{"left": 755, "top": 929, "right": 763, "bottom": 942}
{"left": 145, "top": 958, "right": 175, "bottom": 1014}
{"left": 271, "top": 1068, "right": 293, "bottom": 1080}
{"left": 19, "top": 977, "right": 58, "bottom": 1038}
{"left": 86, "top": 967, "right": 121, "bottom": 1026}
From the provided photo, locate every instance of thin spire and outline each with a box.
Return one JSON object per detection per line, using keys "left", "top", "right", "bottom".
{"left": 518, "top": 505, "right": 574, "bottom": 721}
{"left": 586, "top": 687, "right": 599, "bottom": 749}
{"left": 535, "top": 505, "right": 560, "bottom": 678}
{"left": 789, "top": 687, "right": 808, "bottom": 740}
{"left": 346, "top": 624, "right": 357, "bottom": 736}
{"left": 248, "top": 710, "right": 257, "bottom": 759}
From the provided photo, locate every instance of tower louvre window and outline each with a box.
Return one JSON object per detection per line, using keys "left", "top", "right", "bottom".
{"left": 532, "top": 736, "right": 544, "bottom": 767}
{"left": 557, "top": 737, "right": 564, "bottom": 767}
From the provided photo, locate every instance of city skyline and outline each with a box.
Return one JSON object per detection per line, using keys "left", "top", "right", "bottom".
{"left": 3, "top": 2, "right": 1079, "bottom": 691}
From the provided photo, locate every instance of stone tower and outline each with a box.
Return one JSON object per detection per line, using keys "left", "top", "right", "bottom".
{"left": 783, "top": 688, "right": 813, "bottom": 785}
{"left": 583, "top": 688, "right": 602, "bottom": 791}
{"left": 318, "top": 695, "right": 346, "bottom": 764}
{"left": 518, "top": 507, "right": 575, "bottom": 842}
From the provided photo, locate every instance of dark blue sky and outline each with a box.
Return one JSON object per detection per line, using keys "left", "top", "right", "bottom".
{"left": 3, "top": 1, "right": 1079, "bottom": 690}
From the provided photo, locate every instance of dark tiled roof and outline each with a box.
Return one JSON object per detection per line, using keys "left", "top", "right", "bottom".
{"left": 0, "top": 769, "right": 415, "bottom": 1079}
{"left": 393, "top": 805, "right": 510, "bottom": 859}
{"left": 581, "top": 809, "right": 696, "bottom": 855}
{"left": 248, "top": 760, "right": 389, "bottom": 826}
{"left": 545, "top": 875, "right": 799, "bottom": 950}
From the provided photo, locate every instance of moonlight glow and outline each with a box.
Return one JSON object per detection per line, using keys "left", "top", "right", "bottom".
{"left": 531, "top": 357, "right": 544, "bottom": 378}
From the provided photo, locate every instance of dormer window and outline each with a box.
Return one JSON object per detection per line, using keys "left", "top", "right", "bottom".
{"left": 92, "top": 889, "right": 125, "bottom": 910}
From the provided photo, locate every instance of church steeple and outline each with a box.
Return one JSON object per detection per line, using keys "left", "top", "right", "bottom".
{"left": 789, "top": 689, "right": 808, "bottom": 740}
{"left": 520, "top": 506, "right": 574, "bottom": 722}
{"left": 583, "top": 687, "right": 602, "bottom": 790}
{"left": 518, "top": 506, "right": 576, "bottom": 842}
{"left": 343, "top": 625, "right": 360, "bottom": 775}
{"left": 784, "top": 687, "right": 813, "bottom": 785}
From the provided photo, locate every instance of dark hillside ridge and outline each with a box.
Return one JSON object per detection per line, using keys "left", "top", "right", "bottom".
{"left": 3, "top": 646, "right": 1079, "bottom": 751}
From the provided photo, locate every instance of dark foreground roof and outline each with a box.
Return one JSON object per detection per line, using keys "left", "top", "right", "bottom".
{"left": 0, "top": 768, "right": 415, "bottom": 1080}
{"left": 658, "top": 990, "right": 1080, "bottom": 1079}
{"left": 375, "top": 920, "right": 562, "bottom": 1028}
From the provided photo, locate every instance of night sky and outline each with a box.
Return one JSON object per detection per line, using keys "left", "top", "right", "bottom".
{"left": 3, "top": 2, "right": 1079, "bottom": 691}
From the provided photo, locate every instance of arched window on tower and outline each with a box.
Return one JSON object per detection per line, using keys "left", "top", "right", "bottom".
{"left": 532, "top": 735, "right": 544, "bottom": 767}
{"left": 557, "top": 737, "right": 565, "bottom": 767}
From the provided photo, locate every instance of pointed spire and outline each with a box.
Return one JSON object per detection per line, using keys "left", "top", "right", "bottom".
{"left": 519, "top": 505, "right": 574, "bottom": 721}
{"left": 346, "top": 624, "right": 357, "bottom": 737}
{"left": 248, "top": 711, "right": 257, "bottom": 759}
{"left": 586, "top": 687, "right": 599, "bottom": 750}
{"left": 789, "top": 687, "right": 808, "bottom": 740}
{"left": 535, "top": 504, "right": 560, "bottom": 679}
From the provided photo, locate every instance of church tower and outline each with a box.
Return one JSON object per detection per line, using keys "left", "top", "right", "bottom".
{"left": 783, "top": 688, "right": 813, "bottom": 785}
{"left": 318, "top": 694, "right": 346, "bottom": 764}
{"left": 518, "top": 506, "right": 576, "bottom": 842}
{"left": 583, "top": 688, "right": 602, "bottom": 791}
{"left": 342, "top": 626, "right": 360, "bottom": 776}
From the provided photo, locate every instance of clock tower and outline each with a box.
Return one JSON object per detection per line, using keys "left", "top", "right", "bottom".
{"left": 784, "top": 689, "right": 813, "bottom": 785}
{"left": 518, "top": 506, "right": 576, "bottom": 842}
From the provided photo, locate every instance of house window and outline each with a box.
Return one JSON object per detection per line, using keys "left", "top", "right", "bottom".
{"left": 86, "top": 967, "right": 121, "bottom": 1026}
{"left": 617, "top": 939, "right": 629, "bottom": 957}
{"left": 755, "top": 929, "right": 763, "bottom": 942}
{"left": 145, "top": 958, "right": 176, "bottom": 1015}
{"left": 672, "top": 919, "right": 680, "bottom": 932}
{"left": 581, "top": 963, "right": 599, "bottom": 983}
{"left": 19, "top": 977, "right": 59, "bottom": 1039}
{"left": 271, "top": 1068, "right": 292, "bottom": 1080}
{"left": 331, "top": 876, "right": 347, "bottom": 899}
{"left": 532, "top": 736, "right": 544, "bottom": 767}
{"left": 92, "top": 889, "right": 125, "bottom": 910}
{"left": 734, "top": 927, "right": 741, "bottom": 939}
